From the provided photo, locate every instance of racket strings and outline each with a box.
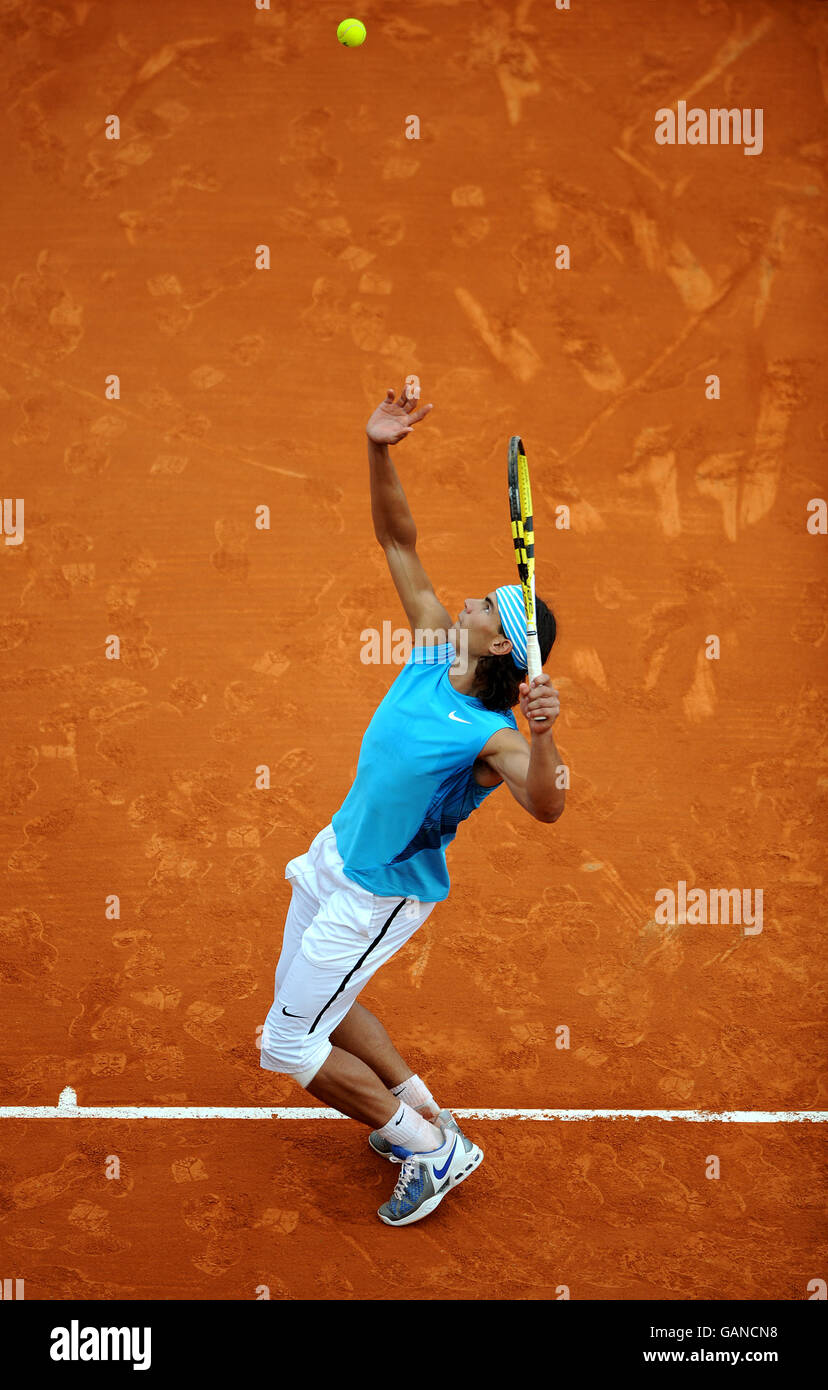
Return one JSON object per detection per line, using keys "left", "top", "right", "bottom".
{"left": 508, "top": 440, "right": 538, "bottom": 640}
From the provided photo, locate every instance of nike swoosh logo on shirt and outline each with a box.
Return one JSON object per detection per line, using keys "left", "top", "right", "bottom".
{"left": 281, "top": 1006, "right": 304, "bottom": 1018}
{"left": 433, "top": 1139, "right": 457, "bottom": 1180}
{"left": 448, "top": 711, "right": 471, "bottom": 724}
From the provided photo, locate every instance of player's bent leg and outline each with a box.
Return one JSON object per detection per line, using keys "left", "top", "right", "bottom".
{"left": 261, "top": 1032, "right": 442, "bottom": 1153}
{"left": 260, "top": 861, "right": 450, "bottom": 1194}
{"left": 261, "top": 1017, "right": 479, "bottom": 1225}
{"left": 304, "top": 1045, "right": 398, "bottom": 1129}
{"left": 260, "top": 965, "right": 439, "bottom": 1135}
{"left": 330, "top": 1002, "right": 412, "bottom": 1089}
{"left": 330, "top": 1003, "right": 445, "bottom": 1159}
{"left": 261, "top": 1026, "right": 398, "bottom": 1126}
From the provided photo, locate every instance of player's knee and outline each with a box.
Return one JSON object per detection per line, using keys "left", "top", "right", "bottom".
{"left": 259, "top": 1043, "right": 329, "bottom": 1089}
{"left": 259, "top": 1012, "right": 330, "bottom": 1088}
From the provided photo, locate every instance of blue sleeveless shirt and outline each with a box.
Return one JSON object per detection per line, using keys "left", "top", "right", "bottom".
{"left": 331, "top": 642, "right": 518, "bottom": 901}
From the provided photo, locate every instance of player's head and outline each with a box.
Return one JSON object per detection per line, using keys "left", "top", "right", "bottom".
{"left": 459, "top": 588, "right": 556, "bottom": 712}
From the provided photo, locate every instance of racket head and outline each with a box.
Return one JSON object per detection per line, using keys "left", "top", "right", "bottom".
{"left": 508, "top": 436, "right": 524, "bottom": 530}
{"left": 507, "top": 436, "right": 545, "bottom": 706}
{"left": 508, "top": 435, "right": 536, "bottom": 630}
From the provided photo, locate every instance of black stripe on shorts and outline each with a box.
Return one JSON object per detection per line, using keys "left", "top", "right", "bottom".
{"left": 307, "top": 897, "right": 409, "bottom": 1036}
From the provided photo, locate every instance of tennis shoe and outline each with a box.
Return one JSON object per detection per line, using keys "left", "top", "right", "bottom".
{"left": 376, "top": 1115, "right": 483, "bottom": 1227}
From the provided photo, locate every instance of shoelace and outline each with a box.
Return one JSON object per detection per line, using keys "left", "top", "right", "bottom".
{"left": 391, "top": 1155, "right": 420, "bottom": 1203}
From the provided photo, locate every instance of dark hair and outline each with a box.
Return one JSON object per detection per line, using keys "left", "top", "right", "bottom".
{"left": 473, "top": 595, "right": 557, "bottom": 712}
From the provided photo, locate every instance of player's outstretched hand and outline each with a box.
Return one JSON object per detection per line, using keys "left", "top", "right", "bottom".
{"left": 366, "top": 376, "right": 433, "bottom": 445}
{"left": 519, "top": 673, "right": 560, "bottom": 730}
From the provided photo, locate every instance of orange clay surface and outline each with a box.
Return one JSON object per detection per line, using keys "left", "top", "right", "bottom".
{"left": 1, "top": 0, "right": 826, "bottom": 1300}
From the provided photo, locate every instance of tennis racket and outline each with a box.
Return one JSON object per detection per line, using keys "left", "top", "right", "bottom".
{"left": 508, "top": 435, "right": 546, "bottom": 722}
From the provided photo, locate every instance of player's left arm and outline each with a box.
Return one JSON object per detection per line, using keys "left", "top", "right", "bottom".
{"left": 479, "top": 676, "right": 565, "bottom": 823}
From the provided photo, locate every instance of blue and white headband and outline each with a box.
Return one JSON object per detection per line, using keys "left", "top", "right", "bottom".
{"left": 495, "top": 585, "right": 529, "bottom": 671}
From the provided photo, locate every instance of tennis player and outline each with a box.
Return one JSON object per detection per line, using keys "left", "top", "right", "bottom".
{"left": 260, "top": 382, "right": 564, "bottom": 1226}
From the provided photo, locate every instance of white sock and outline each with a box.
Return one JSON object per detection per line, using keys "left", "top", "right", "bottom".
{"left": 378, "top": 1102, "right": 444, "bottom": 1154}
{"left": 391, "top": 1073, "right": 440, "bottom": 1119}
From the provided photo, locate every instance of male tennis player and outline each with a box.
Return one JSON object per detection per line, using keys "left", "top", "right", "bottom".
{"left": 260, "top": 382, "right": 564, "bottom": 1226}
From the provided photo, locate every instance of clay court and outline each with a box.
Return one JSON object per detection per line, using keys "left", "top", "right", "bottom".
{"left": 1, "top": 0, "right": 826, "bottom": 1301}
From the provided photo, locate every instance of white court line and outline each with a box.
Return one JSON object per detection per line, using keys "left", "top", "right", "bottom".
{"left": 0, "top": 1091, "right": 825, "bottom": 1122}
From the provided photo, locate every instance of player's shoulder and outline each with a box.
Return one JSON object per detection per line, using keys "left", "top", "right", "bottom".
{"left": 408, "top": 638, "right": 455, "bottom": 667}
{"left": 477, "top": 721, "right": 523, "bottom": 760}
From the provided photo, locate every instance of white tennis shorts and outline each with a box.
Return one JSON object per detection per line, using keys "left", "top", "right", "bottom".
{"left": 260, "top": 823, "right": 438, "bottom": 1087}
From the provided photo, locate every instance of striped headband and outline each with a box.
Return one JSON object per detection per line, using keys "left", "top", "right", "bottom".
{"left": 495, "top": 585, "right": 529, "bottom": 672}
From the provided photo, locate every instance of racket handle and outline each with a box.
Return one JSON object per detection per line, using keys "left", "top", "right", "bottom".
{"left": 526, "top": 633, "right": 546, "bottom": 722}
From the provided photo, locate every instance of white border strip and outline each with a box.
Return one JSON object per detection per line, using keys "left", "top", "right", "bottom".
{"left": 0, "top": 1092, "right": 825, "bottom": 1123}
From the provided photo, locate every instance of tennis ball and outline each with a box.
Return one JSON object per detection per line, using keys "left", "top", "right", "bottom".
{"left": 337, "top": 18, "right": 366, "bottom": 47}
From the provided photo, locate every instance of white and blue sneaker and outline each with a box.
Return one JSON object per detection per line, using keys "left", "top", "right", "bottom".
{"left": 376, "top": 1115, "right": 483, "bottom": 1227}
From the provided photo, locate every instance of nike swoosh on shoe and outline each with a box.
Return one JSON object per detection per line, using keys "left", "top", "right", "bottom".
{"left": 433, "top": 1139, "right": 457, "bottom": 1180}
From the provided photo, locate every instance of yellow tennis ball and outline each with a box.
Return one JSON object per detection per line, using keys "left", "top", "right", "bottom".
{"left": 337, "top": 18, "right": 366, "bottom": 47}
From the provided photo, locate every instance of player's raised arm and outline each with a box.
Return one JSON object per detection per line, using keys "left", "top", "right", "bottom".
{"left": 366, "top": 380, "right": 450, "bottom": 634}
{"left": 366, "top": 379, "right": 432, "bottom": 545}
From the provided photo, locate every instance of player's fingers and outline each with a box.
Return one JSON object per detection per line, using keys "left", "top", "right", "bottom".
{"left": 406, "top": 403, "right": 433, "bottom": 425}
